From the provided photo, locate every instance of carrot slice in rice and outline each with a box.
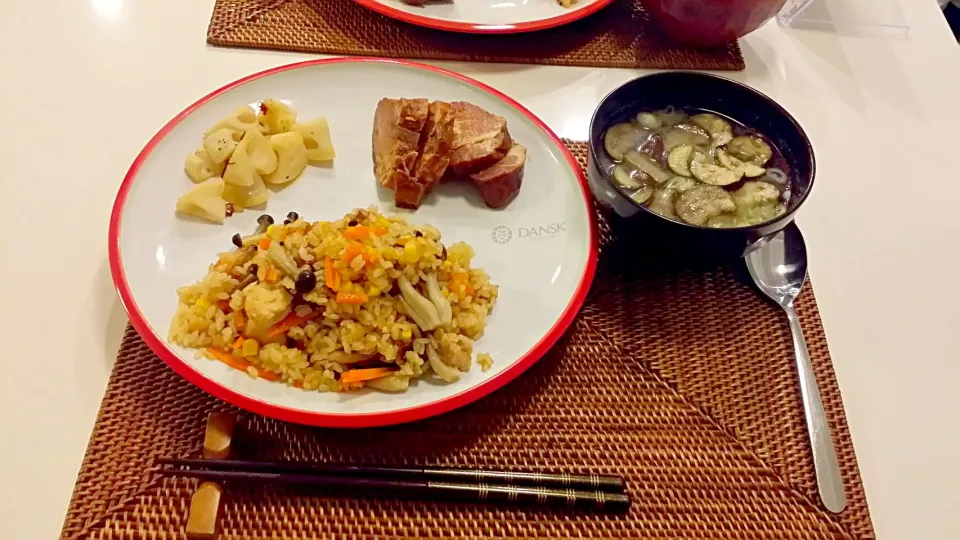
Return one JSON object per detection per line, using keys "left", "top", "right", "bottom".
{"left": 342, "top": 226, "right": 387, "bottom": 241}
{"left": 343, "top": 242, "right": 365, "bottom": 264}
{"left": 264, "top": 265, "right": 281, "bottom": 284}
{"left": 266, "top": 310, "right": 320, "bottom": 339}
{"left": 258, "top": 237, "right": 272, "bottom": 250}
{"left": 343, "top": 226, "right": 374, "bottom": 241}
{"left": 363, "top": 248, "right": 380, "bottom": 265}
{"left": 207, "top": 348, "right": 280, "bottom": 381}
{"left": 335, "top": 290, "right": 368, "bottom": 305}
{"left": 234, "top": 309, "right": 246, "bottom": 331}
{"left": 339, "top": 367, "right": 396, "bottom": 384}
{"left": 324, "top": 257, "right": 340, "bottom": 291}
{"left": 450, "top": 272, "right": 474, "bottom": 296}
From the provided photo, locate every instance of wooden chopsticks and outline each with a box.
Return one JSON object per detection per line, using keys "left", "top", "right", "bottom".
{"left": 158, "top": 457, "right": 630, "bottom": 512}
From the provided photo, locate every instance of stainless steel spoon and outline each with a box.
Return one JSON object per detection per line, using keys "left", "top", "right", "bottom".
{"left": 745, "top": 223, "right": 846, "bottom": 513}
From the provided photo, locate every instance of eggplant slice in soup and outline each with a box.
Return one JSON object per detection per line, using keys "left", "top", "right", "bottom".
{"left": 624, "top": 151, "right": 671, "bottom": 184}
{"left": 691, "top": 149, "right": 715, "bottom": 166}
{"left": 648, "top": 188, "right": 679, "bottom": 219}
{"left": 612, "top": 164, "right": 643, "bottom": 189}
{"left": 653, "top": 108, "right": 689, "bottom": 127}
{"left": 604, "top": 123, "right": 650, "bottom": 161}
{"left": 676, "top": 185, "right": 737, "bottom": 226}
{"left": 636, "top": 112, "right": 662, "bottom": 130}
{"left": 664, "top": 175, "right": 698, "bottom": 194}
{"left": 662, "top": 125, "right": 710, "bottom": 150}
{"left": 731, "top": 181, "right": 786, "bottom": 226}
{"left": 631, "top": 185, "right": 654, "bottom": 204}
{"left": 691, "top": 113, "right": 733, "bottom": 146}
{"left": 667, "top": 145, "right": 695, "bottom": 177}
{"left": 717, "top": 149, "right": 766, "bottom": 178}
{"left": 725, "top": 136, "right": 773, "bottom": 166}
{"left": 640, "top": 134, "right": 666, "bottom": 163}
{"left": 690, "top": 160, "right": 742, "bottom": 186}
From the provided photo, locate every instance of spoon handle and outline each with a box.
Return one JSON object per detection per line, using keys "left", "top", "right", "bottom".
{"left": 784, "top": 305, "right": 847, "bottom": 513}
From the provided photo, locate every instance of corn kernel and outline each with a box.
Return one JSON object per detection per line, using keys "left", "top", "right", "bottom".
{"left": 194, "top": 298, "right": 211, "bottom": 312}
{"left": 401, "top": 242, "right": 420, "bottom": 264}
{"left": 401, "top": 328, "right": 412, "bottom": 340}
{"left": 242, "top": 338, "right": 260, "bottom": 357}
{"left": 266, "top": 224, "right": 284, "bottom": 239}
{"left": 367, "top": 285, "right": 380, "bottom": 297}
{"left": 377, "top": 217, "right": 390, "bottom": 228}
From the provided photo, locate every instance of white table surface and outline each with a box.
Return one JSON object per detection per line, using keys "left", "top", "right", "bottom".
{"left": 2, "top": 1, "right": 959, "bottom": 538}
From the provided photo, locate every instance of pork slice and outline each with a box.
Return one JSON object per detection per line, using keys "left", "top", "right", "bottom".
{"left": 449, "top": 101, "right": 510, "bottom": 175}
{"left": 413, "top": 101, "right": 454, "bottom": 194}
{"left": 372, "top": 98, "right": 429, "bottom": 189}
{"left": 394, "top": 100, "right": 455, "bottom": 209}
{"left": 392, "top": 170, "right": 425, "bottom": 209}
{"left": 469, "top": 144, "right": 526, "bottom": 209}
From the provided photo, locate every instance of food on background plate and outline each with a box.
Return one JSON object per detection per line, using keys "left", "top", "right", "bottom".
{"left": 177, "top": 99, "right": 336, "bottom": 224}
{"left": 374, "top": 98, "right": 526, "bottom": 210}
{"left": 399, "top": 0, "right": 577, "bottom": 6}
{"left": 169, "top": 207, "right": 498, "bottom": 393}
{"left": 603, "top": 107, "right": 790, "bottom": 228}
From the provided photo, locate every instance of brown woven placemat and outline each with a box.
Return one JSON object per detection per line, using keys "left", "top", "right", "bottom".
{"left": 63, "top": 141, "right": 872, "bottom": 539}
{"left": 207, "top": 0, "right": 745, "bottom": 70}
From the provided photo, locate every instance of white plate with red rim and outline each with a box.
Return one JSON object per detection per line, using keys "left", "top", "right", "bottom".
{"left": 110, "top": 58, "right": 597, "bottom": 428}
{"left": 353, "top": 0, "right": 613, "bottom": 33}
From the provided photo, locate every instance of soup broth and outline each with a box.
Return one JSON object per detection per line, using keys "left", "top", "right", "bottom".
{"left": 602, "top": 107, "right": 792, "bottom": 228}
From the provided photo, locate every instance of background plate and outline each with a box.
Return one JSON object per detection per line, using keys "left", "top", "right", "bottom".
{"left": 353, "top": 0, "right": 614, "bottom": 33}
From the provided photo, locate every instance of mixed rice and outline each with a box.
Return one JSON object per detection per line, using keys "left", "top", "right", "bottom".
{"left": 169, "top": 207, "right": 497, "bottom": 392}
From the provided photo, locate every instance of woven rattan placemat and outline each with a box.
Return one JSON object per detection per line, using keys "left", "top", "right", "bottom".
{"left": 62, "top": 142, "right": 872, "bottom": 539}
{"left": 207, "top": 0, "right": 745, "bottom": 70}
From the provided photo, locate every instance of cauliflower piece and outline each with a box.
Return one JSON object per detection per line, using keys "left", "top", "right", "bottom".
{"left": 439, "top": 333, "right": 473, "bottom": 372}
{"left": 243, "top": 283, "right": 292, "bottom": 331}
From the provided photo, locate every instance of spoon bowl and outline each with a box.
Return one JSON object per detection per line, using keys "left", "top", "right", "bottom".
{"left": 745, "top": 223, "right": 807, "bottom": 307}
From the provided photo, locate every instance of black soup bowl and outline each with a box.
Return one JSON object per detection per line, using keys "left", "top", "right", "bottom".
{"left": 587, "top": 72, "right": 815, "bottom": 264}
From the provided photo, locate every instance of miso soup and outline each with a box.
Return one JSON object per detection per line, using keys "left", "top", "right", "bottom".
{"left": 602, "top": 107, "right": 792, "bottom": 228}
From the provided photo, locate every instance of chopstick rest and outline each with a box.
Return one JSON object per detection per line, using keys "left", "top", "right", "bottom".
{"left": 202, "top": 412, "right": 236, "bottom": 460}
{"left": 186, "top": 412, "right": 237, "bottom": 539}
{"left": 186, "top": 482, "right": 223, "bottom": 540}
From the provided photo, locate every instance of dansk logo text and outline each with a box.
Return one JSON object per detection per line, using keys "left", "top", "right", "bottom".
{"left": 517, "top": 222, "right": 566, "bottom": 238}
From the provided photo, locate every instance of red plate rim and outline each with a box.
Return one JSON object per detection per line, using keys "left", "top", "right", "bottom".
{"left": 108, "top": 57, "right": 598, "bottom": 428}
{"left": 352, "top": 0, "right": 614, "bottom": 34}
